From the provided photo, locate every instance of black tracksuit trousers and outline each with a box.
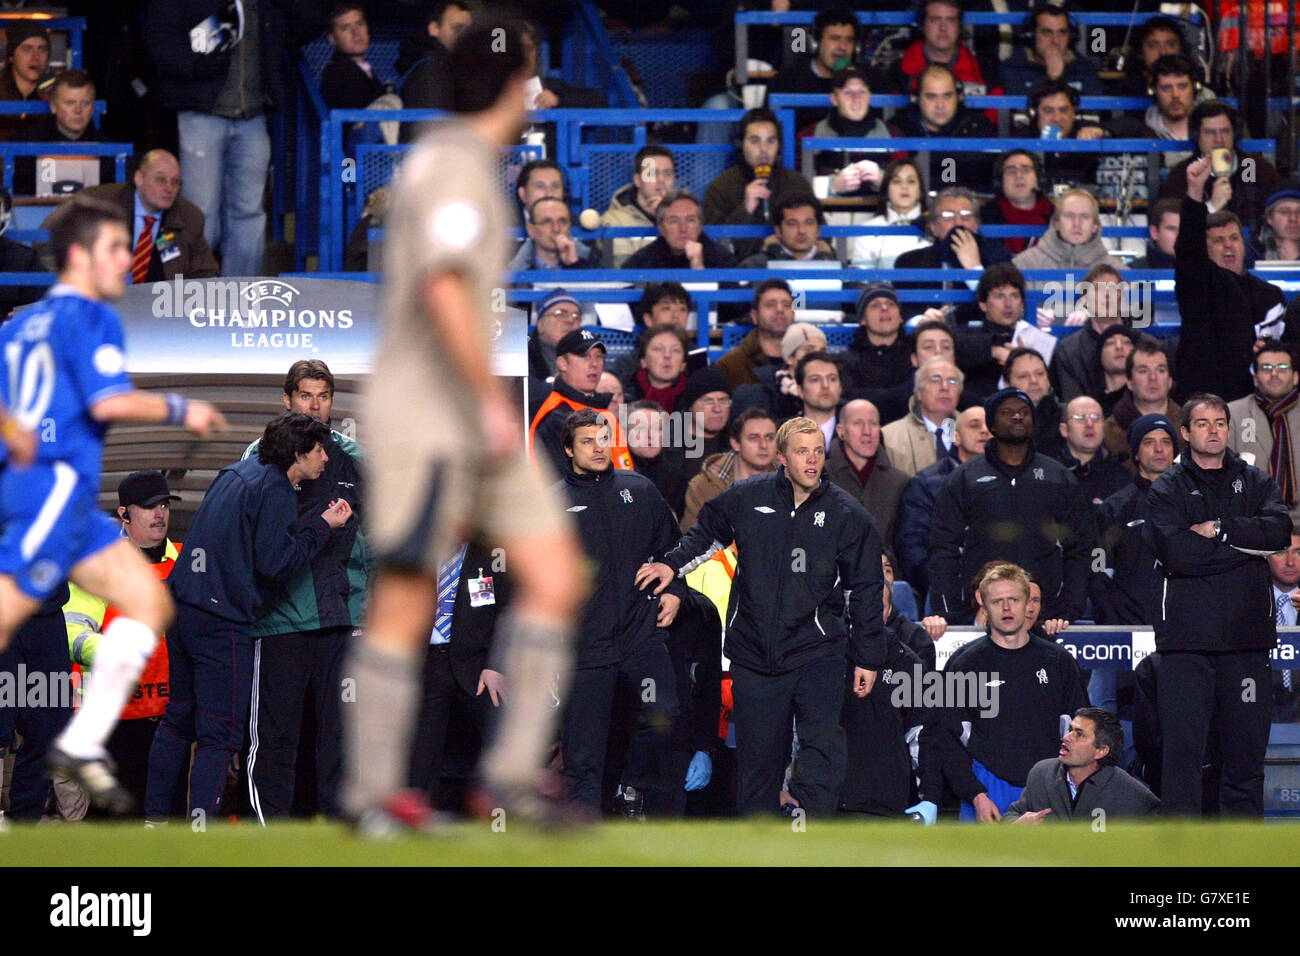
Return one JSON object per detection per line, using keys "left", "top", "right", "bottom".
{"left": 732, "top": 653, "right": 847, "bottom": 818}
{"left": 1158, "top": 649, "right": 1273, "bottom": 817}
{"left": 561, "top": 641, "right": 678, "bottom": 813}
{"left": 247, "top": 626, "right": 350, "bottom": 820}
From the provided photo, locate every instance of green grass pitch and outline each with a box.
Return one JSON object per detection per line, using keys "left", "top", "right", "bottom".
{"left": 4, "top": 820, "right": 1299, "bottom": 866}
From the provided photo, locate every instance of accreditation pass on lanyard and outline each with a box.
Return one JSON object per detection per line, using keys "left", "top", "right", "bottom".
{"left": 468, "top": 568, "right": 495, "bottom": 607}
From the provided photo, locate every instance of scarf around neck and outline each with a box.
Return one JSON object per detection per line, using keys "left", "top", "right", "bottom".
{"left": 1256, "top": 387, "right": 1300, "bottom": 506}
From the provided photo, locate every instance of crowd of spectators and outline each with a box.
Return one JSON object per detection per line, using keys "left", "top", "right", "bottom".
{"left": 3, "top": 0, "right": 1300, "bottom": 826}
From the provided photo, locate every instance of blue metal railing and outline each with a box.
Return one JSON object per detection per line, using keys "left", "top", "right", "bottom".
{"left": 0, "top": 142, "right": 130, "bottom": 194}
{"left": 317, "top": 108, "right": 799, "bottom": 271}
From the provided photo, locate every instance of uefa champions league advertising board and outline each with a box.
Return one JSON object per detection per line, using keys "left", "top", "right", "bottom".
{"left": 115, "top": 276, "right": 528, "bottom": 378}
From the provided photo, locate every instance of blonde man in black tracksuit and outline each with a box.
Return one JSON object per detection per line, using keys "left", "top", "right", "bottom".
{"left": 637, "top": 417, "right": 886, "bottom": 817}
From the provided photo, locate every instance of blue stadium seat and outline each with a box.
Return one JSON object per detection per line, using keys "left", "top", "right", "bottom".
{"left": 527, "top": 325, "right": 636, "bottom": 359}
{"left": 302, "top": 32, "right": 403, "bottom": 85}
{"left": 722, "top": 323, "right": 858, "bottom": 353}
{"left": 893, "top": 580, "right": 919, "bottom": 622}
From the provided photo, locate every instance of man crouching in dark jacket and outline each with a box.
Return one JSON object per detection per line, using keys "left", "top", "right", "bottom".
{"left": 637, "top": 417, "right": 886, "bottom": 818}
{"left": 1144, "top": 393, "right": 1292, "bottom": 817}
{"left": 556, "top": 408, "right": 686, "bottom": 815}
{"left": 145, "top": 413, "right": 354, "bottom": 822}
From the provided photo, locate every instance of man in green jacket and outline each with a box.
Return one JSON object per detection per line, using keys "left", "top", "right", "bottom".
{"left": 243, "top": 360, "right": 370, "bottom": 822}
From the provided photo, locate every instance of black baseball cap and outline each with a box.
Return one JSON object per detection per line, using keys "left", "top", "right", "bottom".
{"left": 556, "top": 327, "right": 607, "bottom": 358}
{"left": 118, "top": 470, "right": 180, "bottom": 509}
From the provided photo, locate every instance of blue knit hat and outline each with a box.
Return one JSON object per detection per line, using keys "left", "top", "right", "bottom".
{"left": 984, "top": 386, "right": 1033, "bottom": 421}
{"left": 1127, "top": 413, "right": 1177, "bottom": 454}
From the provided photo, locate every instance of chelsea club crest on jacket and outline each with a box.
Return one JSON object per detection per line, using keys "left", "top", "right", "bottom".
{"left": 660, "top": 471, "right": 886, "bottom": 675}
{"left": 558, "top": 466, "right": 688, "bottom": 669}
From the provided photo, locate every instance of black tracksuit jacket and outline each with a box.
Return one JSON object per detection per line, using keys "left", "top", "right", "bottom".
{"left": 1143, "top": 448, "right": 1292, "bottom": 653}
{"left": 661, "top": 471, "right": 887, "bottom": 674}
{"left": 1091, "top": 475, "right": 1164, "bottom": 626}
{"left": 929, "top": 439, "right": 1092, "bottom": 624}
{"left": 559, "top": 467, "right": 688, "bottom": 669}
{"left": 840, "top": 613, "right": 944, "bottom": 815}
{"left": 931, "top": 633, "right": 1090, "bottom": 795}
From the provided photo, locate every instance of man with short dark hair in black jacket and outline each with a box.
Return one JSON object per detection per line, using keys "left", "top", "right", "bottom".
{"left": 557, "top": 409, "right": 686, "bottom": 815}
{"left": 1144, "top": 393, "right": 1292, "bottom": 816}
{"left": 929, "top": 387, "right": 1092, "bottom": 625}
{"left": 144, "top": 412, "right": 353, "bottom": 821}
{"left": 1174, "top": 154, "right": 1293, "bottom": 403}
{"left": 637, "top": 417, "right": 886, "bottom": 817}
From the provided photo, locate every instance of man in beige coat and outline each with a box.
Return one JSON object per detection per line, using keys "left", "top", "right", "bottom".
{"left": 1227, "top": 339, "right": 1300, "bottom": 524}
{"left": 882, "top": 356, "right": 963, "bottom": 478}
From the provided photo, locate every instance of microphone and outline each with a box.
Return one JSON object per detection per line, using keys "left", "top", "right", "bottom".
{"left": 754, "top": 163, "right": 771, "bottom": 221}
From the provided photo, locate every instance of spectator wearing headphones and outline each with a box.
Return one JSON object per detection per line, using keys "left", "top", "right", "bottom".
{"left": 980, "top": 150, "right": 1054, "bottom": 255}
{"left": 998, "top": 2, "right": 1102, "bottom": 98}
{"left": 1011, "top": 79, "right": 1105, "bottom": 194}
{"left": 890, "top": 64, "right": 995, "bottom": 189}
{"left": 889, "top": 0, "right": 998, "bottom": 108}
{"left": 1160, "top": 99, "right": 1281, "bottom": 237}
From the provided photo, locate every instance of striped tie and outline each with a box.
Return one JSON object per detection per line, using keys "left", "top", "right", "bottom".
{"left": 1278, "top": 593, "right": 1293, "bottom": 691}
{"left": 131, "top": 216, "right": 155, "bottom": 284}
{"left": 432, "top": 545, "right": 466, "bottom": 644}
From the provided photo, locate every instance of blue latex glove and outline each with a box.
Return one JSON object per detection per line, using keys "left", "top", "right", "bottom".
{"left": 905, "top": 801, "right": 938, "bottom": 825}
{"left": 684, "top": 751, "right": 713, "bottom": 791}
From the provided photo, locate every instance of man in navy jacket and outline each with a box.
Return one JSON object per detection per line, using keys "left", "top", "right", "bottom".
{"left": 144, "top": 412, "right": 353, "bottom": 821}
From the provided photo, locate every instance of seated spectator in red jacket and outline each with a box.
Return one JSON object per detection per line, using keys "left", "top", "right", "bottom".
{"left": 980, "top": 151, "right": 1054, "bottom": 255}
{"left": 890, "top": 0, "right": 999, "bottom": 122}
{"left": 320, "top": 3, "right": 390, "bottom": 110}
{"left": 0, "top": 19, "right": 49, "bottom": 139}
{"left": 13, "top": 70, "right": 112, "bottom": 196}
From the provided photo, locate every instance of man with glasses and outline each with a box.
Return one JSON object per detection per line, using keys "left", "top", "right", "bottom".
{"left": 509, "top": 197, "right": 599, "bottom": 271}
{"left": 882, "top": 357, "right": 963, "bottom": 479}
{"left": 1228, "top": 340, "right": 1300, "bottom": 525}
{"left": 1253, "top": 182, "right": 1300, "bottom": 262}
{"left": 895, "top": 187, "right": 1011, "bottom": 326}
{"left": 929, "top": 387, "right": 1092, "bottom": 625}
{"left": 622, "top": 189, "right": 737, "bottom": 271}
{"left": 526, "top": 288, "right": 583, "bottom": 384}
{"left": 1056, "top": 395, "right": 1131, "bottom": 506}
{"left": 53, "top": 150, "right": 218, "bottom": 284}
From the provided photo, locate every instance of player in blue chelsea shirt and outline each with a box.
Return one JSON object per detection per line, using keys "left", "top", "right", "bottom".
{"left": 0, "top": 197, "right": 226, "bottom": 812}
